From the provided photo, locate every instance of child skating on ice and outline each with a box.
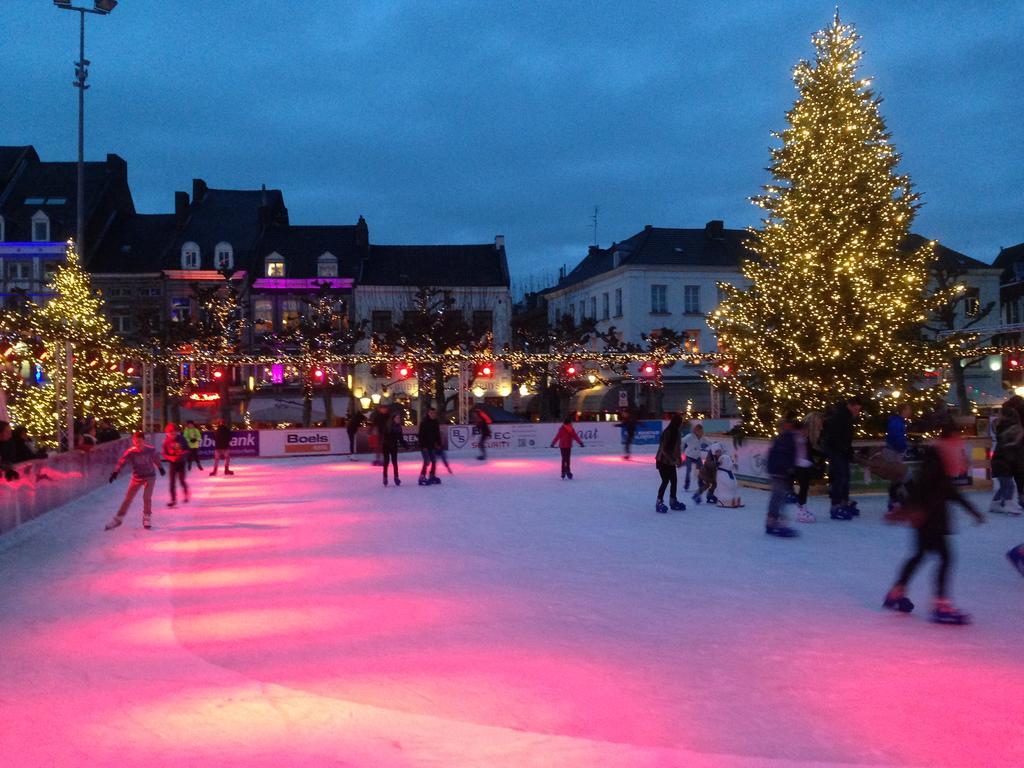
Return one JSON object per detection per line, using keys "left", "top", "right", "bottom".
{"left": 162, "top": 423, "right": 189, "bottom": 507}
{"left": 551, "top": 417, "right": 585, "bottom": 479}
{"left": 106, "top": 432, "right": 165, "bottom": 530}
{"left": 883, "top": 446, "right": 985, "bottom": 623}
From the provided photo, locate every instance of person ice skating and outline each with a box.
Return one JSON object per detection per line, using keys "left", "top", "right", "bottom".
{"left": 370, "top": 404, "right": 390, "bottom": 466}
{"left": 620, "top": 409, "right": 637, "bottom": 459}
{"left": 382, "top": 411, "right": 406, "bottom": 486}
{"left": 681, "top": 423, "right": 707, "bottom": 491}
{"left": 161, "top": 423, "right": 189, "bottom": 507}
{"left": 693, "top": 444, "right": 717, "bottom": 504}
{"left": 346, "top": 410, "right": 365, "bottom": 460}
{"left": 209, "top": 420, "right": 234, "bottom": 476}
{"left": 990, "top": 404, "right": 1023, "bottom": 515}
{"left": 473, "top": 408, "right": 492, "bottom": 461}
{"left": 655, "top": 414, "right": 686, "bottom": 514}
{"left": 792, "top": 420, "right": 815, "bottom": 522}
{"left": 765, "top": 417, "right": 800, "bottom": 537}
{"left": 183, "top": 420, "right": 203, "bottom": 471}
{"left": 551, "top": 417, "right": 584, "bottom": 479}
{"left": 418, "top": 407, "right": 442, "bottom": 485}
{"left": 1008, "top": 544, "right": 1024, "bottom": 579}
{"left": 822, "top": 396, "right": 862, "bottom": 520}
{"left": 105, "top": 431, "right": 165, "bottom": 530}
{"left": 883, "top": 446, "right": 985, "bottom": 624}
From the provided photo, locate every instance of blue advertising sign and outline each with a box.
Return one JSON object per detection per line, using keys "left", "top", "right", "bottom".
{"left": 629, "top": 420, "right": 663, "bottom": 446}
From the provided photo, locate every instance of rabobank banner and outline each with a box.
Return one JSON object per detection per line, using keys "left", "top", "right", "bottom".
{"left": 259, "top": 428, "right": 350, "bottom": 457}
{"left": 197, "top": 430, "right": 260, "bottom": 459}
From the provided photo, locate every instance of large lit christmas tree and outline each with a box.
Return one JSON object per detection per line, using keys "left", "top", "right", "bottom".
{"left": 708, "top": 14, "right": 963, "bottom": 434}
{"left": 3, "top": 242, "right": 140, "bottom": 445}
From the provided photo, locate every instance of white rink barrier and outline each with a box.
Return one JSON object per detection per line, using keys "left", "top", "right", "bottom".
{"left": 259, "top": 428, "right": 350, "bottom": 458}
{"left": 1, "top": 437, "right": 131, "bottom": 536}
{"left": 446, "top": 422, "right": 630, "bottom": 454}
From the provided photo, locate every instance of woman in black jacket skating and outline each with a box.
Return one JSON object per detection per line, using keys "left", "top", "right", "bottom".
{"left": 883, "top": 446, "right": 984, "bottom": 624}
{"left": 381, "top": 411, "right": 406, "bottom": 486}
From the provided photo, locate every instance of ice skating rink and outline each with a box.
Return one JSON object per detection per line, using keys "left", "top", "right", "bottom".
{"left": 1, "top": 450, "right": 1022, "bottom": 767}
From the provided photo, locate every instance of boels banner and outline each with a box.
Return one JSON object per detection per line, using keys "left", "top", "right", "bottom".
{"left": 259, "top": 428, "right": 350, "bottom": 457}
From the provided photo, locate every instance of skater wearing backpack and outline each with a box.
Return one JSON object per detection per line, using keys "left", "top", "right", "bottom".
{"left": 765, "top": 416, "right": 800, "bottom": 537}
{"left": 105, "top": 432, "right": 165, "bottom": 531}
{"left": 551, "top": 417, "right": 584, "bottom": 479}
{"left": 882, "top": 446, "right": 984, "bottom": 624}
{"left": 161, "top": 423, "right": 190, "bottom": 507}
{"left": 655, "top": 414, "right": 686, "bottom": 514}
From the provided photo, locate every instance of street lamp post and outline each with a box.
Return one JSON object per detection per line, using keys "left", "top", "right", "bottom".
{"left": 52, "top": 0, "right": 117, "bottom": 450}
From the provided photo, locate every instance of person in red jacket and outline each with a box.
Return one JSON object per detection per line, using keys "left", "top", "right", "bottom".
{"left": 551, "top": 417, "right": 585, "bottom": 479}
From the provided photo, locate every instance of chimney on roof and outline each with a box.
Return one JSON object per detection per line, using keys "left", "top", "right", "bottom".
{"left": 644, "top": 224, "right": 652, "bottom": 230}
{"left": 174, "top": 191, "right": 190, "bottom": 226}
{"left": 705, "top": 220, "right": 725, "bottom": 240}
{"left": 495, "top": 234, "right": 505, "bottom": 250}
{"left": 355, "top": 215, "right": 369, "bottom": 247}
{"left": 192, "top": 179, "right": 208, "bottom": 204}
{"left": 105, "top": 153, "right": 127, "bottom": 177}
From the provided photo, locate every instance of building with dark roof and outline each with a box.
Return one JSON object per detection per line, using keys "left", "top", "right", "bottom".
{"left": 0, "top": 145, "right": 135, "bottom": 306}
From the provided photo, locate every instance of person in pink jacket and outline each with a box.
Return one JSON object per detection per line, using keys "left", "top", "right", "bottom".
{"left": 551, "top": 417, "right": 585, "bottom": 479}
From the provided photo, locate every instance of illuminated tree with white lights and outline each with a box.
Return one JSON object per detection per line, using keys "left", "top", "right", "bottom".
{"left": 708, "top": 14, "right": 963, "bottom": 434}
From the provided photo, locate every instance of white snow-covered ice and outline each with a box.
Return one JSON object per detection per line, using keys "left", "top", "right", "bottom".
{"left": 1, "top": 448, "right": 1022, "bottom": 767}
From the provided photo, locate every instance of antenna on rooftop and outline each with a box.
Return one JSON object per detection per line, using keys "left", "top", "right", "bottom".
{"left": 591, "top": 206, "right": 599, "bottom": 246}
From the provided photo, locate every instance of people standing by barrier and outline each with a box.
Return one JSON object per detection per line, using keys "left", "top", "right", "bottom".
{"left": 473, "top": 408, "right": 492, "bottom": 461}
{"left": 418, "top": 407, "right": 442, "bottom": 485}
{"left": 183, "top": 420, "right": 203, "bottom": 472}
{"left": 346, "top": 410, "right": 365, "bottom": 460}
{"left": 106, "top": 432, "right": 165, "bottom": 530}
{"left": 210, "top": 420, "right": 234, "bottom": 476}
{"left": 655, "top": 414, "right": 686, "bottom": 514}
{"left": 0, "top": 421, "right": 17, "bottom": 481}
{"left": 371, "top": 404, "right": 390, "bottom": 466}
{"left": 161, "top": 424, "right": 189, "bottom": 507}
{"left": 551, "top": 417, "right": 585, "bottom": 479}
{"left": 884, "top": 403, "right": 911, "bottom": 511}
{"left": 990, "top": 404, "right": 1023, "bottom": 515}
{"left": 620, "top": 410, "right": 637, "bottom": 460}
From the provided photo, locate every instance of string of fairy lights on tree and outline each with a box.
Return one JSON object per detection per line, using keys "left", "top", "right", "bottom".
{"left": 706, "top": 13, "right": 968, "bottom": 435}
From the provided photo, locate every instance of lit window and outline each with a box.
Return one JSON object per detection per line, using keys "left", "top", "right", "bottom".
{"left": 214, "top": 242, "right": 234, "bottom": 271}
{"left": 181, "top": 242, "right": 201, "bottom": 269}
{"left": 253, "top": 299, "right": 274, "bottom": 334}
{"left": 317, "top": 252, "right": 338, "bottom": 277}
{"left": 170, "top": 297, "right": 191, "bottom": 323}
{"left": 265, "top": 254, "right": 285, "bottom": 277}
{"left": 281, "top": 299, "right": 301, "bottom": 328}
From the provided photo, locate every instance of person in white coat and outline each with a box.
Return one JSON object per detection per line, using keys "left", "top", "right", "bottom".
{"left": 712, "top": 443, "right": 743, "bottom": 507}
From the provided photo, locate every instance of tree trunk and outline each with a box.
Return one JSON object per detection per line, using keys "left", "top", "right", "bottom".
{"left": 302, "top": 379, "right": 313, "bottom": 427}
{"left": 433, "top": 362, "right": 446, "bottom": 418}
{"left": 950, "top": 356, "right": 971, "bottom": 416}
{"left": 323, "top": 387, "right": 334, "bottom": 425}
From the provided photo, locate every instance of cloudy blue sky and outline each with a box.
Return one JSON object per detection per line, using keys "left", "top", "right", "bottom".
{"left": 2, "top": 1, "right": 1021, "bottom": 289}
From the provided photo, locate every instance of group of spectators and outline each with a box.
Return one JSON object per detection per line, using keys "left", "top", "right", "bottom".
{"left": 0, "top": 419, "right": 47, "bottom": 481}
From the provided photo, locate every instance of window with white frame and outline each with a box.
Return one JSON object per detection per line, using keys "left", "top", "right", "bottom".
{"left": 43, "top": 261, "right": 59, "bottom": 281}
{"left": 281, "top": 299, "right": 301, "bottom": 328}
{"left": 112, "top": 312, "right": 133, "bottom": 334}
{"left": 265, "top": 253, "right": 285, "bottom": 277}
{"left": 214, "top": 242, "right": 234, "bottom": 271}
{"left": 6, "top": 261, "right": 33, "bottom": 280}
{"left": 684, "top": 285, "right": 701, "bottom": 314}
{"left": 651, "top": 284, "right": 667, "bottom": 313}
{"left": 602, "top": 292, "right": 609, "bottom": 320}
{"left": 317, "top": 252, "right": 338, "bottom": 277}
{"left": 170, "top": 297, "right": 191, "bottom": 323}
{"left": 31, "top": 211, "right": 49, "bottom": 242}
{"left": 253, "top": 299, "right": 274, "bottom": 335}
{"left": 181, "top": 242, "right": 201, "bottom": 269}
{"left": 614, "top": 288, "right": 622, "bottom": 317}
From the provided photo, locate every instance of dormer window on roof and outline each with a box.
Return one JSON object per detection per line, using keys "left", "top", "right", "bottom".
{"left": 266, "top": 253, "right": 285, "bottom": 277}
{"left": 215, "top": 242, "right": 234, "bottom": 271}
{"left": 181, "top": 241, "right": 201, "bottom": 270}
{"left": 31, "top": 210, "right": 50, "bottom": 242}
{"left": 317, "top": 252, "right": 338, "bottom": 278}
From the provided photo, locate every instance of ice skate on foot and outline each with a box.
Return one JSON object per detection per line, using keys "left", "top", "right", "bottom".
{"left": 655, "top": 500, "right": 668, "bottom": 514}
{"left": 830, "top": 505, "right": 852, "bottom": 521}
{"left": 567, "top": 472, "right": 573, "bottom": 479}
{"left": 224, "top": 470, "right": 234, "bottom": 476}
{"left": 418, "top": 476, "right": 429, "bottom": 486}
{"left": 143, "top": 514, "right": 152, "bottom": 530}
{"left": 930, "top": 600, "right": 970, "bottom": 625}
{"left": 383, "top": 478, "right": 388, "bottom": 487}
{"left": 706, "top": 494, "right": 719, "bottom": 505}
{"left": 691, "top": 491, "right": 702, "bottom": 504}
{"left": 669, "top": 499, "right": 686, "bottom": 511}
{"left": 1006, "top": 546, "right": 1024, "bottom": 578}
{"left": 104, "top": 516, "right": 123, "bottom": 531}
{"left": 209, "top": 470, "right": 217, "bottom": 476}
{"left": 429, "top": 476, "right": 441, "bottom": 485}
{"left": 765, "top": 522, "right": 799, "bottom": 537}
{"left": 394, "top": 478, "right": 401, "bottom": 486}
{"left": 882, "top": 588, "right": 914, "bottom": 613}
{"left": 795, "top": 505, "right": 816, "bottom": 523}
{"left": 845, "top": 501, "right": 860, "bottom": 517}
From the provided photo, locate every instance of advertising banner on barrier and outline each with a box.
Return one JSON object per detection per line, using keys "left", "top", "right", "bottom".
{"left": 259, "top": 428, "right": 349, "bottom": 458}
{"left": 447, "top": 422, "right": 625, "bottom": 453}
{"left": 631, "top": 420, "right": 664, "bottom": 446}
{"left": 197, "top": 430, "right": 260, "bottom": 459}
